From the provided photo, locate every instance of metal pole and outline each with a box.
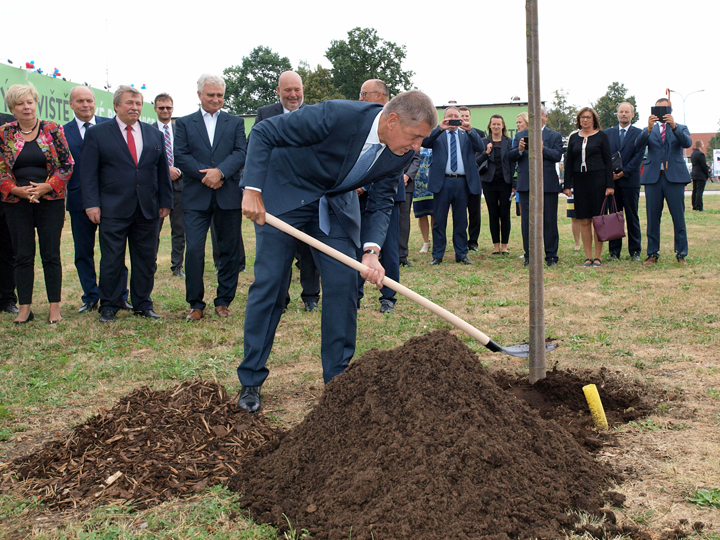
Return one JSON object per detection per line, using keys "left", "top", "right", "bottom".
{"left": 526, "top": 0, "right": 546, "bottom": 384}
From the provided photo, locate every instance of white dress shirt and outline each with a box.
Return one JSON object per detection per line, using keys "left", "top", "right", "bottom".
{"left": 202, "top": 109, "right": 220, "bottom": 147}
{"left": 75, "top": 116, "right": 96, "bottom": 139}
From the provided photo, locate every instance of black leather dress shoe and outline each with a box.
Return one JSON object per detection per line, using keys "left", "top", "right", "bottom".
{"left": 121, "top": 300, "right": 133, "bottom": 311}
{"left": 172, "top": 267, "right": 186, "bottom": 278}
{"left": 1, "top": 303, "right": 19, "bottom": 314}
{"left": 304, "top": 301, "right": 318, "bottom": 312}
{"left": 99, "top": 308, "right": 115, "bottom": 322}
{"left": 523, "top": 259, "right": 530, "bottom": 267}
{"left": 547, "top": 260, "right": 558, "bottom": 267}
{"left": 430, "top": 258, "right": 442, "bottom": 265}
{"left": 399, "top": 260, "right": 413, "bottom": 267}
{"left": 134, "top": 309, "right": 161, "bottom": 319}
{"left": 237, "top": 386, "right": 261, "bottom": 413}
{"left": 468, "top": 244, "right": 479, "bottom": 252}
{"left": 631, "top": 253, "right": 641, "bottom": 262}
{"left": 78, "top": 301, "right": 98, "bottom": 313}
{"left": 456, "top": 257, "right": 472, "bottom": 265}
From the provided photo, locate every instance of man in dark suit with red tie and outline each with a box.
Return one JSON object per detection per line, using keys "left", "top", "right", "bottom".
{"left": 174, "top": 74, "right": 247, "bottom": 321}
{"left": 605, "top": 101, "right": 644, "bottom": 261}
{"left": 81, "top": 85, "right": 173, "bottom": 322}
{"left": 64, "top": 86, "right": 131, "bottom": 313}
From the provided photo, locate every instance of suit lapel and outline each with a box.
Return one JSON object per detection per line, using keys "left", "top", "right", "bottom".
{"left": 335, "top": 114, "right": 373, "bottom": 187}
{"left": 137, "top": 122, "right": 154, "bottom": 166}
{"left": 192, "top": 110, "right": 212, "bottom": 151}
{"left": 212, "top": 112, "right": 228, "bottom": 152}
{"left": 110, "top": 121, "right": 136, "bottom": 165}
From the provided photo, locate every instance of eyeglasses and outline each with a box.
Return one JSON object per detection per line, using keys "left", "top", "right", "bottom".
{"left": 156, "top": 106, "right": 173, "bottom": 111}
{"left": 579, "top": 115, "right": 593, "bottom": 120}
{"left": 359, "top": 91, "right": 383, "bottom": 98}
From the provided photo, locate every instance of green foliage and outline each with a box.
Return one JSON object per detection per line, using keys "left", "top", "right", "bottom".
{"left": 545, "top": 88, "right": 577, "bottom": 136}
{"left": 223, "top": 46, "right": 292, "bottom": 115}
{"left": 687, "top": 488, "right": 720, "bottom": 508}
{"left": 592, "top": 82, "right": 639, "bottom": 130}
{"left": 296, "top": 61, "right": 345, "bottom": 104}
{"left": 325, "top": 27, "right": 414, "bottom": 99}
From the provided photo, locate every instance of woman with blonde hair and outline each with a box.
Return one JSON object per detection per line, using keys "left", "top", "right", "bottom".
{"left": 0, "top": 84, "right": 73, "bottom": 323}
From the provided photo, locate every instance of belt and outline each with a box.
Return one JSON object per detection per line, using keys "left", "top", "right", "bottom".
{"left": 445, "top": 174, "right": 465, "bottom": 178}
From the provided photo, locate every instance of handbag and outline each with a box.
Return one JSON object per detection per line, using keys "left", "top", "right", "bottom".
{"left": 611, "top": 151, "right": 623, "bottom": 174}
{"left": 592, "top": 195, "right": 625, "bottom": 242}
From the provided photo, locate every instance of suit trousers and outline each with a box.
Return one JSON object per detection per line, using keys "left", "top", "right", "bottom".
{"left": 645, "top": 175, "right": 688, "bottom": 258}
{"left": 518, "top": 191, "right": 559, "bottom": 263}
{"left": 240, "top": 202, "right": 358, "bottom": 387}
{"left": 691, "top": 179, "right": 705, "bottom": 211}
{"left": 0, "top": 203, "right": 17, "bottom": 308}
{"left": 70, "top": 210, "right": 130, "bottom": 304}
{"left": 483, "top": 186, "right": 512, "bottom": 245}
{"left": 608, "top": 185, "right": 641, "bottom": 257}
{"left": 467, "top": 192, "right": 482, "bottom": 248}
{"left": 3, "top": 199, "right": 64, "bottom": 305}
{"left": 159, "top": 189, "right": 185, "bottom": 270}
{"left": 432, "top": 176, "right": 469, "bottom": 260}
{"left": 210, "top": 212, "right": 246, "bottom": 273}
{"left": 398, "top": 189, "right": 413, "bottom": 263}
{"left": 185, "top": 198, "right": 242, "bottom": 310}
{"left": 98, "top": 204, "right": 159, "bottom": 313}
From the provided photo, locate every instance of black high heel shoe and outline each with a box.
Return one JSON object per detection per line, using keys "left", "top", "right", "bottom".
{"left": 13, "top": 311, "right": 34, "bottom": 325}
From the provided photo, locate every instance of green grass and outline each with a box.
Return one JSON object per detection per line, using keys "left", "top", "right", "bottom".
{"left": 2, "top": 196, "right": 720, "bottom": 538}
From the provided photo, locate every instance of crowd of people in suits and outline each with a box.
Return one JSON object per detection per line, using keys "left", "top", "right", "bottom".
{"left": 0, "top": 75, "right": 711, "bottom": 411}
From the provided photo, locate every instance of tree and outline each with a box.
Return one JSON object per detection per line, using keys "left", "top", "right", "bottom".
{"left": 223, "top": 46, "right": 292, "bottom": 115}
{"left": 592, "top": 82, "right": 638, "bottom": 130}
{"left": 545, "top": 89, "right": 577, "bottom": 137}
{"left": 296, "top": 61, "right": 345, "bottom": 104}
{"left": 325, "top": 27, "right": 414, "bottom": 99}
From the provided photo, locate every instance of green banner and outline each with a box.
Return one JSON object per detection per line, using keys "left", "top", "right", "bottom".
{"left": 0, "top": 64, "right": 157, "bottom": 124}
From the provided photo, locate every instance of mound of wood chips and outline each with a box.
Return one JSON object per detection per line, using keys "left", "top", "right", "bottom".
{"left": 0, "top": 380, "right": 280, "bottom": 509}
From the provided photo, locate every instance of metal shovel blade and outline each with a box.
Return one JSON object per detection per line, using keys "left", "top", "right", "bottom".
{"left": 486, "top": 340, "right": 558, "bottom": 358}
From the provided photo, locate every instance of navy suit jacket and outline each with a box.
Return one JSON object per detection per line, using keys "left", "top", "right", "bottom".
{"left": 604, "top": 124, "right": 643, "bottom": 188}
{"left": 477, "top": 136, "right": 514, "bottom": 187}
{"left": 151, "top": 120, "right": 182, "bottom": 192}
{"left": 64, "top": 115, "right": 110, "bottom": 212}
{"left": 422, "top": 127, "right": 484, "bottom": 195}
{"left": 636, "top": 123, "right": 692, "bottom": 185}
{"left": 174, "top": 110, "right": 246, "bottom": 211}
{"left": 242, "top": 100, "right": 411, "bottom": 248}
{"left": 508, "top": 127, "right": 563, "bottom": 193}
{"left": 80, "top": 119, "right": 173, "bottom": 220}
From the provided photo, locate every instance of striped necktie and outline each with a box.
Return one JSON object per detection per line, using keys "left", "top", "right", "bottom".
{"left": 163, "top": 124, "right": 174, "bottom": 166}
{"left": 660, "top": 124, "right": 666, "bottom": 145}
{"left": 450, "top": 130, "right": 458, "bottom": 172}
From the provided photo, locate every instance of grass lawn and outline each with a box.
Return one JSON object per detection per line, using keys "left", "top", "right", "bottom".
{"left": 1, "top": 192, "right": 720, "bottom": 539}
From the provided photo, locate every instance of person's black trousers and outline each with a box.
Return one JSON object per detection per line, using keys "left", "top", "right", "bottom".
{"left": 3, "top": 198, "right": 64, "bottom": 304}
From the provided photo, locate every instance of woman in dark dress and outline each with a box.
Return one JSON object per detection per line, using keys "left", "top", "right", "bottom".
{"left": 0, "top": 84, "right": 73, "bottom": 324}
{"left": 477, "top": 114, "right": 514, "bottom": 254}
{"left": 563, "top": 107, "right": 613, "bottom": 267}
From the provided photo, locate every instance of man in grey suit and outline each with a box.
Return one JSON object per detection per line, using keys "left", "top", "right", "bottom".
{"left": 175, "top": 74, "right": 247, "bottom": 320}
{"left": 153, "top": 93, "right": 185, "bottom": 277}
{"left": 254, "top": 71, "right": 321, "bottom": 312}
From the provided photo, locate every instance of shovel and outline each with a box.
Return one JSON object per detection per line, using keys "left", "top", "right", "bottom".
{"left": 264, "top": 213, "right": 557, "bottom": 358}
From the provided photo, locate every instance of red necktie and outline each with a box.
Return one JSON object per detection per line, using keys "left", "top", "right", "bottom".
{"left": 660, "top": 124, "right": 666, "bottom": 145}
{"left": 126, "top": 125, "right": 138, "bottom": 165}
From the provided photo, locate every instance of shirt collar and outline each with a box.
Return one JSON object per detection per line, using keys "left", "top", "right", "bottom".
{"left": 201, "top": 108, "right": 221, "bottom": 119}
{"left": 75, "top": 116, "right": 95, "bottom": 129}
{"left": 367, "top": 110, "right": 385, "bottom": 150}
{"left": 116, "top": 116, "right": 139, "bottom": 133}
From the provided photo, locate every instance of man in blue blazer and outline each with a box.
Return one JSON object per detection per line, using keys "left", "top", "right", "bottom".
{"left": 508, "top": 105, "right": 563, "bottom": 266}
{"left": 81, "top": 86, "right": 173, "bottom": 321}
{"left": 422, "top": 107, "right": 484, "bottom": 265}
{"left": 254, "top": 71, "right": 321, "bottom": 313}
{"left": 175, "top": 74, "right": 247, "bottom": 320}
{"left": 635, "top": 98, "right": 692, "bottom": 265}
{"left": 237, "top": 91, "right": 437, "bottom": 413}
{"left": 64, "top": 86, "right": 130, "bottom": 313}
{"left": 604, "top": 102, "right": 644, "bottom": 261}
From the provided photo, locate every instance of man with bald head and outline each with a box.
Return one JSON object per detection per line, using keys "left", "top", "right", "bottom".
{"left": 64, "top": 86, "right": 130, "bottom": 313}
{"left": 253, "top": 71, "right": 321, "bottom": 312}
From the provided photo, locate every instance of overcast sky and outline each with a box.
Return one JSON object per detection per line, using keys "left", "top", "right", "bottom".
{"left": 7, "top": 0, "right": 718, "bottom": 132}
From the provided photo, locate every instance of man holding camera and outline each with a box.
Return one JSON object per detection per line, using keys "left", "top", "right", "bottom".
{"left": 422, "top": 107, "right": 484, "bottom": 265}
{"left": 635, "top": 98, "right": 692, "bottom": 265}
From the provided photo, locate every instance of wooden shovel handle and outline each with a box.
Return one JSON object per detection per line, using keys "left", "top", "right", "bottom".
{"left": 264, "top": 213, "right": 491, "bottom": 346}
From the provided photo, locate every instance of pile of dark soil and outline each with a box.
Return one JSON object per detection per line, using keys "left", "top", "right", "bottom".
{"left": 1, "top": 380, "right": 278, "bottom": 509}
{"left": 493, "top": 366, "right": 658, "bottom": 450}
{"left": 229, "top": 330, "right": 643, "bottom": 540}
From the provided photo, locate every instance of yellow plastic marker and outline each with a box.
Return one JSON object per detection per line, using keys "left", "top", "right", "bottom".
{"left": 582, "top": 384, "right": 609, "bottom": 431}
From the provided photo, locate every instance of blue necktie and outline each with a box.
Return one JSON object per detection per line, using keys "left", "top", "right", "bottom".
{"left": 450, "top": 131, "right": 458, "bottom": 172}
{"left": 319, "top": 143, "right": 382, "bottom": 235}
{"left": 619, "top": 128, "right": 626, "bottom": 143}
